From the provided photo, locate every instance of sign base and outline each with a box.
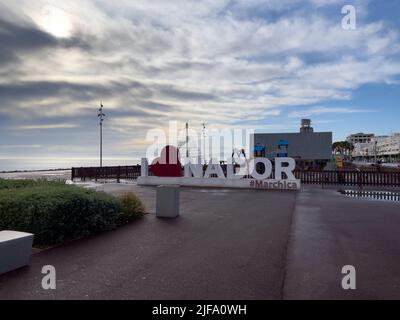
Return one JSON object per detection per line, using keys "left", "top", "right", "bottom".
{"left": 138, "top": 176, "right": 300, "bottom": 190}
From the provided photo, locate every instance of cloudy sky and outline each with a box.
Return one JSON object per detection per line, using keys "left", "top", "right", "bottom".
{"left": 0, "top": 0, "right": 399, "bottom": 166}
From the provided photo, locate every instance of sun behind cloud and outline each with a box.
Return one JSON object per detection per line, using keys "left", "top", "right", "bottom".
{"left": 39, "top": 4, "right": 73, "bottom": 38}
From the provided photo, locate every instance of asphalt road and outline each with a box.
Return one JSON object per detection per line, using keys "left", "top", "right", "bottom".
{"left": 284, "top": 187, "right": 400, "bottom": 299}
{"left": 1, "top": 184, "right": 400, "bottom": 299}
{"left": 0, "top": 186, "right": 296, "bottom": 300}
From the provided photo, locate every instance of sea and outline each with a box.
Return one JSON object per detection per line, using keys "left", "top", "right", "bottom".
{"left": 0, "top": 158, "right": 140, "bottom": 172}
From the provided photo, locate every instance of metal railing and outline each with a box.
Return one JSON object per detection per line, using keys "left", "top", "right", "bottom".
{"left": 71, "top": 165, "right": 142, "bottom": 182}
{"left": 71, "top": 166, "right": 400, "bottom": 187}
{"left": 294, "top": 170, "right": 400, "bottom": 187}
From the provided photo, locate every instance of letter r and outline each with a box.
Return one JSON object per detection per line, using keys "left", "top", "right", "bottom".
{"left": 275, "top": 158, "right": 296, "bottom": 180}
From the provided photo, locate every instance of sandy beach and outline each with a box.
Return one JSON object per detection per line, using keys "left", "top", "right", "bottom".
{"left": 0, "top": 170, "right": 71, "bottom": 181}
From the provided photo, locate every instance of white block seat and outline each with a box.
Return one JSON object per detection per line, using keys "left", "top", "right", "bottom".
{"left": 0, "top": 231, "right": 34, "bottom": 275}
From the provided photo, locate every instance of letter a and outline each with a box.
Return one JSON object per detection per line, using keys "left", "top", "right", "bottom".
{"left": 341, "top": 265, "right": 356, "bottom": 290}
{"left": 342, "top": 5, "right": 356, "bottom": 30}
{"left": 41, "top": 265, "right": 56, "bottom": 290}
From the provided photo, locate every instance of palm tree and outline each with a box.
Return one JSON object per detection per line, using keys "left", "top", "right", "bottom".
{"left": 332, "top": 142, "right": 342, "bottom": 155}
{"left": 332, "top": 141, "right": 354, "bottom": 159}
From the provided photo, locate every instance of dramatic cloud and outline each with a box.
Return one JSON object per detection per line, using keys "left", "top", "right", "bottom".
{"left": 288, "top": 106, "right": 372, "bottom": 118}
{"left": 0, "top": 0, "right": 399, "bottom": 160}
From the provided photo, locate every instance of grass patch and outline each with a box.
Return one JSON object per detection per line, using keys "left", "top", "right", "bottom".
{"left": 0, "top": 179, "right": 145, "bottom": 246}
{"left": 0, "top": 178, "right": 65, "bottom": 190}
{"left": 116, "top": 192, "right": 146, "bottom": 224}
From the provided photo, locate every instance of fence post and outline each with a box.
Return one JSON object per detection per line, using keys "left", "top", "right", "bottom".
{"left": 117, "top": 166, "right": 121, "bottom": 183}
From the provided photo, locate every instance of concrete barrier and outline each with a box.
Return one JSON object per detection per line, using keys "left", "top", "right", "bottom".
{"left": 156, "top": 185, "right": 180, "bottom": 218}
{"left": 0, "top": 231, "right": 34, "bottom": 275}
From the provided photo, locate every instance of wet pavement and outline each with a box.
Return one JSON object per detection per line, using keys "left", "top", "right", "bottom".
{"left": 0, "top": 184, "right": 400, "bottom": 300}
{"left": 0, "top": 186, "right": 295, "bottom": 300}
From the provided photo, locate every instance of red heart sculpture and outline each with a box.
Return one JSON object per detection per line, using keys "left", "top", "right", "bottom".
{"left": 150, "top": 145, "right": 182, "bottom": 177}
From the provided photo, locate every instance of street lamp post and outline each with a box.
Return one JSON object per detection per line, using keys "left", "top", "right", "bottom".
{"left": 98, "top": 102, "right": 106, "bottom": 168}
{"left": 186, "top": 122, "right": 189, "bottom": 158}
{"left": 202, "top": 123, "right": 206, "bottom": 165}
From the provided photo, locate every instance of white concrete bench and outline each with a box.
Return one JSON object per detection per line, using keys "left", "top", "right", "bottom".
{"left": 156, "top": 185, "right": 180, "bottom": 218}
{"left": 0, "top": 231, "right": 34, "bottom": 275}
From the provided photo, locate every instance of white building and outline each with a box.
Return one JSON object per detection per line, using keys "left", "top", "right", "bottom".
{"left": 352, "top": 134, "right": 400, "bottom": 162}
{"left": 347, "top": 133, "right": 375, "bottom": 145}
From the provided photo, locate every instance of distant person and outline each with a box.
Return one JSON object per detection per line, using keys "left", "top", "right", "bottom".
{"left": 356, "top": 168, "right": 363, "bottom": 190}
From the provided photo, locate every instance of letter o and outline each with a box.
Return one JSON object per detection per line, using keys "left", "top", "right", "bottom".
{"left": 249, "top": 158, "right": 272, "bottom": 180}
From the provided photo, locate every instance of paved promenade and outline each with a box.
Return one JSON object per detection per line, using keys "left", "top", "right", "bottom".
{"left": 0, "top": 185, "right": 400, "bottom": 299}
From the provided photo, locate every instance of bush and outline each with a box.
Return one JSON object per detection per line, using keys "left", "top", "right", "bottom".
{"left": 0, "top": 178, "right": 65, "bottom": 190}
{"left": 116, "top": 192, "right": 146, "bottom": 224}
{"left": 0, "top": 183, "right": 121, "bottom": 246}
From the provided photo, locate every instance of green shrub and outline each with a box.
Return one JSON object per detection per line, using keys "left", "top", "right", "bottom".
{"left": 0, "top": 178, "right": 65, "bottom": 190}
{"left": 116, "top": 192, "right": 146, "bottom": 224}
{"left": 0, "top": 183, "right": 121, "bottom": 246}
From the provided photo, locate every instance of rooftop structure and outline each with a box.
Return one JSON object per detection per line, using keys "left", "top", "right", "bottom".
{"left": 300, "top": 119, "right": 314, "bottom": 134}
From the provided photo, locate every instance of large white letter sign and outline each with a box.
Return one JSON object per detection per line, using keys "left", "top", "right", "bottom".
{"left": 138, "top": 148, "right": 300, "bottom": 191}
{"left": 226, "top": 164, "right": 243, "bottom": 180}
{"left": 249, "top": 158, "right": 272, "bottom": 180}
{"left": 203, "top": 160, "right": 226, "bottom": 179}
{"left": 141, "top": 158, "right": 149, "bottom": 177}
{"left": 275, "top": 157, "right": 296, "bottom": 180}
{"left": 226, "top": 158, "right": 246, "bottom": 180}
{"left": 184, "top": 160, "right": 203, "bottom": 178}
